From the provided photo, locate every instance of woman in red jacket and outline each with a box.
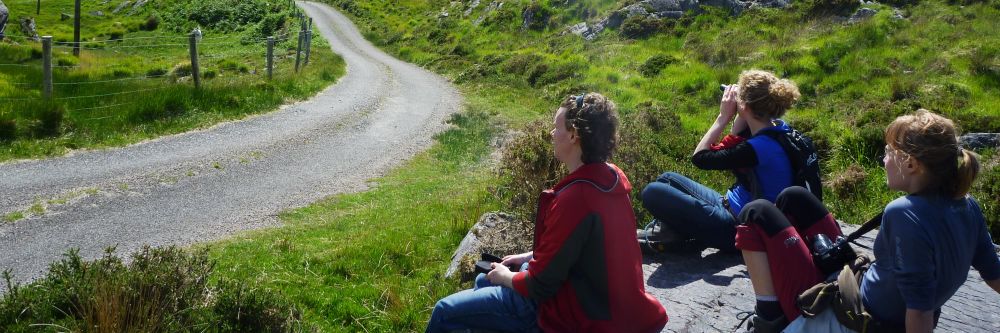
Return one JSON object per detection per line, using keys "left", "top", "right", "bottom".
{"left": 426, "top": 93, "right": 668, "bottom": 333}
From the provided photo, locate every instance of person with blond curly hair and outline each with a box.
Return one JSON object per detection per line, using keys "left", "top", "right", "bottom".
{"left": 638, "top": 69, "right": 822, "bottom": 254}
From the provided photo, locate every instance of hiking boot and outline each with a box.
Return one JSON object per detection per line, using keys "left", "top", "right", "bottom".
{"left": 736, "top": 311, "right": 789, "bottom": 333}
{"left": 637, "top": 219, "right": 684, "bottom": 253}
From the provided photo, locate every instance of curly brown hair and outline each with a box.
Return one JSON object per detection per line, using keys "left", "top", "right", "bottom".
{"left": 560, "top": 92, "right": 619, "bottom": 164}
{"left": 737, "top": 69, "right": 801, "bottom": 120}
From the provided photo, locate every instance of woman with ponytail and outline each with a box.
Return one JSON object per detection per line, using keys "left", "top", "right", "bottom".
{"left": 737, "top": 109, "right": 1000, "bottom": 332}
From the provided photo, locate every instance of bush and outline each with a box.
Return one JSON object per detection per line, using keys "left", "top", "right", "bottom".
{"left": 203, "top": 69, "right": 218, "bottom": 79}
{"left": 494, "top": 120, "right": 565, "bottom": 219}
{"left": 837, "top": 124, "right": 884, "bottom": 167}
{"left": 0, "top": 119, "right": 15, "bottom": 141}
{"left": 0, "top": 246, "right": 311, "bottom": 332}
{"left": 826, "top": 164, "right": 867, "bottom": 198}
{"left": 140, "top": 15, "right": 160, "bottom": 31}
{"left": 523, "top": 2, "right": 553, "bottom": 31}
{"left": 147, "top": 67, "right": 169, "bottom": 77}
{"left": 172, "top": 62, "right": 193, "bottom": 78}
{"left": 30, "top": 102, "right": 65, "bottom": 138}
{"left": 620, "top": 15, "right": 663, "bottom": 39}
{"left": 639, "top": 54, "right": 676, "bottom": 78}
{"left": 974, "top": 155, "right": 1000, "bottom": 239}
{"left": 109, "top": 30, "right": 125, "bottom": 41}
{"left": 803, "top": 0, "right": 861, "bottom": 15}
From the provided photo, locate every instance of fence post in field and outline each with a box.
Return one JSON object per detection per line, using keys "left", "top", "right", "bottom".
{"left": 73, "top": 0, "right": 81, "bottom": 56}
{"left": 304, "top": 30, "right": 312, "bottom": 66}
{"left": 189, "top": 32, "right": 201, "bottom": 90}
{"left": 42, "top": 36, "right": 52, "bottom": 98}
{"left": 266, "top": 36, "right": 274, "bottom": 80}
{"left": 294, "top": 28, "right": 303, "bottom": 72}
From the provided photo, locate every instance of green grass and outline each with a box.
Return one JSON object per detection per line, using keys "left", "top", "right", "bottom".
{"left": 0, "top": 0, "right": 344, "bottom": 161}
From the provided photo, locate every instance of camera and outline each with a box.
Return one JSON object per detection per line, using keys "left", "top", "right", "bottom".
{"left": 811, "top": 234, "right": 858, "bottom": 276}
{"left": 474, "top": 253, "right": 519, "bottom": 274}
{"left": 719, "top": 84, "right": 730, "bottom": 92}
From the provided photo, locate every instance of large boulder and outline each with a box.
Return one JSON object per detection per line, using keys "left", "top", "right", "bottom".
{"left": 0, "top": 0, "right": 7, "bottom": 40}
{"left": 19, "top": 17, "right": 39, "bottom": 41}
{"left": 445, "top": 212, "right": 530, "bottom": 280}
{"left": 960, "top": 133, "right": 1000, "bottom": 151}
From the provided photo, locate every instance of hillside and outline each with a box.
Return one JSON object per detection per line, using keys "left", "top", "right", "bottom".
{"left": 321, "top": 0, "right": 1000, "bottom": 237}
{"left": 0, "top": 0, "right": 343, "bottom": 163}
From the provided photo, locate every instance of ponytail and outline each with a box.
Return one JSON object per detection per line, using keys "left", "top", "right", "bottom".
{"left": 954, "top": 148, "right": 980, "bottom": 198}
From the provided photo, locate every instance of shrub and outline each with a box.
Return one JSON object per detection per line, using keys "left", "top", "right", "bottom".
{"left": 213, "top": 279, "right": 305, "bottom": 332}
{"left": 501, "top": 53, "right": 544, "bottom": 75}
{"left": 147, "top": 67, "right": 169, "bottom": 77}
{"left": 494, "top": 120, "right": 565, "bottom": 219}
{"left": 826, "top": 164, "right": 868, "bottom": 198}
{"left": 172, "top": 62, "right": 193, "bottom": 78}
{"left": 109, "top": 30, "right": 125, "bottom": 41}
{"left": 0, "top": 119, "right": 15, "bottom": 141}
{"left": 803, "top": 0, "right": 861, "bottom": 15}
{"left": 639, "top": 54, "right": 676, "bottom": 78}
{"left": 140, "top": 15, "right": 160, "bottom": 31}
{"left": 837, "top": 124, "right": 884, "bottom": 167}
{"left": 523, "top": 2, "right": 553, "bottom": 31}
{"left": 974, "top": 155, "right": 1000, "bottom": 238}
{"left": 0, "top": 247, "right": 310, "bottom": 332}
{"left": 30, "top": 102, "right": 65, "bottom": 138}
{"left": 203, "top": 69, "right": 218, "bottom": 79}
{"left": 620, "top": 15, "right": 663, "bottom": 39}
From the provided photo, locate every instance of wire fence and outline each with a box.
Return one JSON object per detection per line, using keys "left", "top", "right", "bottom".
{"left": 1, "top": 27, "right": 315, "bottom": 105}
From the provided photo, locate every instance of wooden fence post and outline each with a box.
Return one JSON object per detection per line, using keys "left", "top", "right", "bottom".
{"left": 294, "top": 28, "right": 303, "bottom": 72}
{"left": 73, "top": 0, "right": 81, "bottom": 56}
{"left": 267, "top": 36, "right": 274, "bottom": 80}
{"left": 304, "top": 30, "right": 312, "bottom": 66}
{"left": 189, "top": 32, "right": 201, "bottom": 90}
{"left": 42, "top": 36, "right": 52, "bottom": 98}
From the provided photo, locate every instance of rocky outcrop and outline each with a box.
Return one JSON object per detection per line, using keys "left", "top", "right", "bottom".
{"left": 473, "top": 1, "right": 503, "bottom": 26}
{"left": 464, "top": 0, "right": 481, "bottom": 17}
{"left": 445, "top": 212, "right": 530, "bottom": 280}
{"left": 113, "top": 1, "right": 132, "bottom": 15}
{"left": 0, "top": 0, "right": 8, "bottom": 40}
{"left": 129, "top": 0, "right": 150, "bottom": 15}
{"left": 567, "top": 0, "right": 792, "bottom": 41}
{"left": 961, "top": 133, "right": 1000, "bottom": 150}
{"left": 19, "top": 17, "right": 39, "bottom": 42}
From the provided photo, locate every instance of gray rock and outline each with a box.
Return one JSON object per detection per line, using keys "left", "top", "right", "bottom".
{"left": 602, "top": 10, "right": 626, "bottom": 29}
{"left": 113, "top": 1, "right": 132, "bottom": 14}
{"left": 19, "top": 17, "right": 39, "bottom": 41}
{"left": 654, "top": 11, "right": 685, "bottom": 19}
{"left": 0, "top": 0, "right": 7, "bottom": 40}
{"left": 960, "top": 133, "right": 1000, "bottom": 150}
{"left": 129, "top": 0, "right": 149, "bottom": 15}
{"left": 623, "top": 4, "right": 651, "bottom": 18}
{"left": 566, "top": 22, "right": 589, "bottom": 36}
{"left": 445, "top": 212, "right": 520, "bottom": 279}
{"left": 647, "top": 0, "right": 685, "bottom": 12}
{"left": 464, "top": 0, "right": 481, "bottom": 17}
{"left": 90, "top": 10, "right": 104, "bottom": 17}
{"left": 521, "top": 3, "right": 536, "bottom": 31}
{"left": 473, "top": 1, "right": 502, "bottom": 26}
{"left": 849, "top": 7, "right": 878, "bottom": 24}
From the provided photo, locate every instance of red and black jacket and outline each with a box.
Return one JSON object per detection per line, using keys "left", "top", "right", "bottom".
{"left": 511, "top": 163, "right": 668, "bottom": 333}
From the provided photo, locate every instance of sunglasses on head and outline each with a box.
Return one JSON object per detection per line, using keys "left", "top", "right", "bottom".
{"left": 572, "top": 93, "right": 586, "bottom": 108}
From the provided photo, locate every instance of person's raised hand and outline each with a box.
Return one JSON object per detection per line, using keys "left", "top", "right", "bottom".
{"left": 719, "top": 84, "right": 739, "bottom": 123}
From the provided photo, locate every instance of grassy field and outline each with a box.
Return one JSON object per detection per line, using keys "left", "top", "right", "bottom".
{"left": 0, "top": 0, "right": 344, "bottom": 162}
{"left": 2, "top": 0, "right": 999, "bottom": 331}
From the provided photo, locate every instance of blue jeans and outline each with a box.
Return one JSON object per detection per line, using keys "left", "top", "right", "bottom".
{"left": 426, "top": 266, "right": 538, "bottom": 333}
{"left": 640, "top": 172, "right": 737, "bottom": 251}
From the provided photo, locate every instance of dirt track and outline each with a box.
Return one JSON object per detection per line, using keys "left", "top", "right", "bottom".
{"left": 0, "top": 1, "right": 460, "bottom": 287}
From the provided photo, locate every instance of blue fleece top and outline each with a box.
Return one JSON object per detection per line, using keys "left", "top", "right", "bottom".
{"left": 861, "top": 194, "right": 1000, "bottom": 328}
{"left": 725, "top": 121, "right": 794, "bottom": 214}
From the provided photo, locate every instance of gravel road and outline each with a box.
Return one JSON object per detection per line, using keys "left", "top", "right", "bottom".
{"left": 0, "top": 1, "right": 461, "bottom": 287}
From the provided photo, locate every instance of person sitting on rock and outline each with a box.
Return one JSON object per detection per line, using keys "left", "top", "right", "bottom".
{"left": 425, "top": 93, "right": 668, "bottom": 333}
{"left": 736, "top": 110, "right": 1000, "bottom": 332}
{"left": 638, "top": 69, "right": 807, "bottom": 252}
